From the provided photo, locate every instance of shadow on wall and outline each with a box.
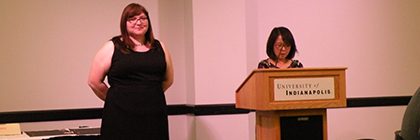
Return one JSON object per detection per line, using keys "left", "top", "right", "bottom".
{"left": 195, "top": 120, "right": 215, "bottom": 140}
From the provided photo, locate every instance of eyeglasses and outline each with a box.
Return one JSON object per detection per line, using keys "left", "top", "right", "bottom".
{"left": 127, "top": 16, "right": 148, "bottom": 24}
{"left": 275, "top": 43, "right": 291, "bottom": 49}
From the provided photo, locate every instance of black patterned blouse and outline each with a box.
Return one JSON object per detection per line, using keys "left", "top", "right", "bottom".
{"left": 258, "top": 59, "right": 303, "bottom": 69}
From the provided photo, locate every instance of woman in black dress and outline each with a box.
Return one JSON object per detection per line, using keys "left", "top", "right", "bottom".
{"left": 258, "top": 26, "right": 303, "bottom": 69}
{"left": 88, "top": 3, "right": 174, "bottom": 140}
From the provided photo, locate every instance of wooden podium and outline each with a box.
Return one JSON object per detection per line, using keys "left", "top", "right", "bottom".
{"left": 236, "top": 68, "right": 347, "bottom": 140}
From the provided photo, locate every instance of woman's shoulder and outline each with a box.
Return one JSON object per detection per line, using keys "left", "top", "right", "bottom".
{"left": 151, "top": 39, "right": 164, "bottom": 50}
{"left": 290, "top": 60, "right": 303, "bottom": 68}
{"left": 153, "top": 39, "right": 169, "bottom": 54}
{"left": 110, "top": 36, "right": 122, "bottom": 43}
{"left": 258, "top": 58, "right": 272, "bottom": 68}
{"left": 152, "top": 39, "right": 161, "bottom": 46}
{"left": 109, "top": 36, "right": 124, "bottom": 49}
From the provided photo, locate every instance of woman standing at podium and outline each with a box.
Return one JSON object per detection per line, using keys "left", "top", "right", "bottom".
{"left": 88, "top": 3, "right": 174, "bottom": 140}
{"left": 258, "top": 26, "right": 303, "bottom": 68}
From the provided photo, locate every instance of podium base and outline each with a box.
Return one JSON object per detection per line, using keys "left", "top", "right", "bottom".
{"left": 256, "top": 109, "right": 327, "bottom": 140}
{"left": 280, "top": 115, "right": 323, "bottom": 140}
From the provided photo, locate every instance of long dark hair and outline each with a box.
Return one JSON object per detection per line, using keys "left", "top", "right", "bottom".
{"left": 119, "top": 3, "right": 155, "bottom": 52}
{"left": 266, "top": 26, "right": 298, "bottom": 60}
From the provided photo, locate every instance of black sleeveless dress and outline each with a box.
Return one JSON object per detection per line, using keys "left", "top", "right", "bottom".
{"left": 100, "top": 37, "right": 169, "bottom": 140}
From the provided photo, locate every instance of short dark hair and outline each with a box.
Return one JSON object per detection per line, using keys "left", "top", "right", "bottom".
{"left": 120, "top": 3, "right": 155, "bottom": 50}
{"left": 266, "top": 26, "right": 298, "bottom": 60}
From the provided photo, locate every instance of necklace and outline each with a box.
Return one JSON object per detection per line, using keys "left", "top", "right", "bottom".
{"left": 274, "top": 59, "right": 291, "bottom": 68}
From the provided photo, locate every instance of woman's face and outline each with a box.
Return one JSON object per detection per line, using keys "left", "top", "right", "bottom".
{"left": 273, "top": 35, "right": 291, "bottom": 60}
{"left": 126, "top": 13, "right": 149, "bottom": 37}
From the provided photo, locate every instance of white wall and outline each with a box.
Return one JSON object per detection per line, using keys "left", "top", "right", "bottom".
{"left": 186, "top": 0, "right": 420, "bottom": 140}
{"left": 253, "top": 0, "right": 420, "bottom": 97}
{"left": 1, "top": 0, "right": 420, "bottom": 140}
{"left": 328, "top": 106, "right": 406, "bottom": 140}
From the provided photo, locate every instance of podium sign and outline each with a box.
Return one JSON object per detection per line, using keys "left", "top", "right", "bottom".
{"left": 235, "top": 68, "right": 347, "bottom": 140}
{"left": 274, "top": 77, "right": 335, "bottom": 101}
